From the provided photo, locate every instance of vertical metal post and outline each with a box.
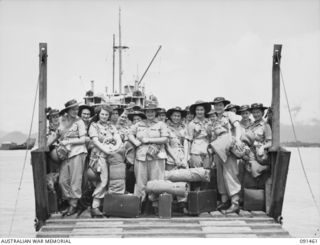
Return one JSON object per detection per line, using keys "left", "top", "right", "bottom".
{"left": 271, "top": 44, "right": 282, "bottom": 150}
{"left": 38, "top": 43, "right": 47, "bottom": 150}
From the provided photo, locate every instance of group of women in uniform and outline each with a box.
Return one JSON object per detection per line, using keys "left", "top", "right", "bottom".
{"left": 45, "top": 96, "right": 272, "bottom": 217}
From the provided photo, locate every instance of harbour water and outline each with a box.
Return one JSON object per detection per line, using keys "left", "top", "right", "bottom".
{"left": 0, "top": 148, "right": 319, "bottom": 238}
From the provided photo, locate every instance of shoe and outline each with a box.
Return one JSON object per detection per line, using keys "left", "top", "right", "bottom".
{"left": 60, "top": 206, "right": 69, "bottom": 216}
{"left": 91, "top": 208, "right": 104, "bottom": 218}
{"left": 66, "top": 206, "right": 78, "bottom": 216}
{"left": 178, "top": 203, "right": 188, "bottom": 215}
{"left": 223, "top": 203, "right": 240, "bottom": 215}
{"left": 153, "top": 207, "right": 159, "bottom": 216}
{"left": 217, "top": 200, "right": 231, "bottom": 211}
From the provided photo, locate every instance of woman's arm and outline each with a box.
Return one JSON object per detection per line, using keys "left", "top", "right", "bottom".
{"left": 142, "top": 137, "right": 168, "bottom": 144}
{"left": 47, "top": 132, "right": 59, "bottom": 147}
{"left": 61, "top": 136, "right": 86, "bottom": 146}
{"left": 91, "top": 137, "right": 113, "bottom": 155}
{"left": 128, "top": 134, "right": 142, "bottom": 147}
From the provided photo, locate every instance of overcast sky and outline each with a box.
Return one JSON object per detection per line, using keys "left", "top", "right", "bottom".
{"left": 0, "top": 0, "right": 319, "bottom": 133}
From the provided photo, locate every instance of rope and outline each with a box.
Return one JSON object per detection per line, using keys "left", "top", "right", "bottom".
{"left": 280, "top": 68, "right": 320, "bottom": 216}
{"left": 8, "top": 74, "right": 39, "bottom": 236}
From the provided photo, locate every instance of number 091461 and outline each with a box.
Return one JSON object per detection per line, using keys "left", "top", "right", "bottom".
{"left": 300, "top": 239, "right": 318, "bottom": 243}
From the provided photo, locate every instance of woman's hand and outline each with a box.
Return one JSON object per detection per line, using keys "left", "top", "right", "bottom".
{"left": 85, "top": 136, "right": 90, "bottom": 143}
{"left": 59, "top": 140, "right": 69, "bottom": 146}
{"left": 140, "top": 138, "right": 150, "bottom": 144}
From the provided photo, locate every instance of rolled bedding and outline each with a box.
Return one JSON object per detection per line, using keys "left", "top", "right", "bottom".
{"left": 146, "top": 180, "right": 188, "bottom": 197}
{"left": 164, "top": 167, "right": 210, "bottom": 183}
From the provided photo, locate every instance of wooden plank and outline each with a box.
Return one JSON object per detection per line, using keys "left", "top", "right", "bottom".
{"left": 38, "top": 43, "right": 48, "bottom": 150}
{"left": 200, "top": 220, "right": 246, "bottom": 226}
{"left": 45, "top": 216, "right": 274, "bottom": 224}
{"left": 37, "top": 228, "right": 289, "bottom": 236}
{"left": 31, "top": 150, "right": 49, "bottom": 231}
{"left": 70, "top": 234, "right": 123, "bottom": 238}
{"left": 199, "top": 213, "right": 212, "bottom": 218}
{"left": 269, "top": 150, "right": 291, "bottom": 220}
{"left": 202, "top": 226, "right": 252, "bottom": 233}
{"left": 210, "top": 211, "right": 224, "bottom": 217}
{"left": 123, "top": 234, "right": 205, "bottom": 238}
{"left": 206, "top": 234, "right": 258, "bottom": 238}
{"left": 271, "top": 44, "right": 282, "bottom": 150}
{"left": 41, "top": 222, "right": 282, "bottom": 231}
{"left": 71, "top": 228, "right": 123, "bottom": 234}
{"left": 239, "top": 210, "right": 253, "bottom": 217}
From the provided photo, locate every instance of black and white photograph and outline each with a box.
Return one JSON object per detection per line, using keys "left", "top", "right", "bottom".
{"left": 0, "top": 0, "right": 319, "bottom": 241}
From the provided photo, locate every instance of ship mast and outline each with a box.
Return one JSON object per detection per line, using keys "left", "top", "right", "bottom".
{"left": 112, "top": 34, "right": 115, "bottom": 93}
{"left": 114, "top": 8, "right": 128, "bottom": 94}
{"left": 118, "top": 8, "right": 122, "bottom": 94}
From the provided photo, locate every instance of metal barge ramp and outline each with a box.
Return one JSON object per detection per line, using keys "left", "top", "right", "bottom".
{"left": 36, "top": 210, "right": 291, "bottom": 238}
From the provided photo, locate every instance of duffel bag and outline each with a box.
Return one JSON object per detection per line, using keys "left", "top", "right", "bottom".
{"left": 146, "top": 180, "right": 188, "bottom": 197}
{"left": 109, "top": 163, "right": 126, "bottom": 180}
{"left": 164, "top": 167, "right": 211, "bottom": 183}
{"left": 108, "top": 179, "right": 126, "bottom": 194}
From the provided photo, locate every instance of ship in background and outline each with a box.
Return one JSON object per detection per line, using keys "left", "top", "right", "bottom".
{"left": 83, "top": 8, "right": 161, "bottom": 109}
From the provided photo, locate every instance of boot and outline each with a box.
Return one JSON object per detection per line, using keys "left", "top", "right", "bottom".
{"left": 178, "top": 202, "right": 188, "bottom": 215}
{"left": 223, "top": 194, "right": 240, "bottom": 215}
{"left": 91, "top": 207, "right": 104, "bottom": 218}
{"left": 217, "top": 200, "right": 231, "bottom": 211}
{"left": 223, "top": 203, "right": 240, "bottom": 215}
{"left": 66, "top": 206, "right": 78, "bottom": 216}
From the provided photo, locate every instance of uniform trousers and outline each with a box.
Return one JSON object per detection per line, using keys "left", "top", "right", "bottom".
{"left": 134, "top": 158, "right": 165, "bottom": 206}
{"left": 214, "top": 154, "right": 241, "bottom": 198}
{"left": 59, "top": 153, "right": 86, "bottom": 207}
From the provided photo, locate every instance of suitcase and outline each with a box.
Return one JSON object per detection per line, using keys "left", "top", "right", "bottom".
{"left": 103, "top": 193, "right": 140, "bottom": 218}
{"left": 188, "top": 189, "right": 217, "bottom": 215}
{"left": 159, "top": 193, "right": 173, "bottom": 219}
{"left": 243, "top": 188, "right": 265, "bottom": 211}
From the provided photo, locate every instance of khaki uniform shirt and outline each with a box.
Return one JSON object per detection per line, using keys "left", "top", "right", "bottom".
{"left": 248, "top": 119, "right": 272, "bottom": 144}
{"left": 58, "top": 117, "right": 87, "bottom": 158}
{"left": 89, "top": 121, "right": 119, "bottom": 158}
{"left": 166, "top": 121, "right": 186, "bottom": 165}
{"left": 185, "top": 117, "right": 212, "bottom": 155}
{"left": 129, "top": 119, "right": 169, "bottom": 161}
{"left": 211, "top": 111, "right": 239, "bottom": 139}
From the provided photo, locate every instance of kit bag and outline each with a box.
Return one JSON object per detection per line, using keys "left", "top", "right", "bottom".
{"left": 187, "top": 189, "right": 217, "bottom": 215}
{"left": 164, "top": 167, "right": 211, "bottom": 183}
{"left": 103, "top": 193, "right": 140, "bottom": 218}
{"left": 146, "top": 180, "right": 188, "bottom": 197}
{"left": 243, "top": 188, "right": 265, "bottom": 211}
{"left": 159, "top": 193, "right": 173, "bottom": 219}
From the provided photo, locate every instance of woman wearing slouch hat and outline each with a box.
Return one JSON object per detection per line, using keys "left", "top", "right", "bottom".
{"left": 184, "top": 100, "right": 212, "bottom": 172}
{"left": 165, "top": 106, "right": 189, "bottom": 213}
{"left": 209, "top": 97, "right": 242, "bottom": 214}
{"left": 128, "top": 103, "right": 169, "bottom": 214}
{"left": 56, "top": 99, "right": 88, "bottom": 216}
{"left": 87, "top": 104, "right": 123, "bottom": 217}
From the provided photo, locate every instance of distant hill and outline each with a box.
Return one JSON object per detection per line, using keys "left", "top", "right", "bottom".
{"left": 280, "top": 123, "right": 320, "bottom": 143}
{"left": 0, "top": 131, "right": 37, "bottom": 144}
{"left": 0, "top": 131, "right": 28, "bottom": 144}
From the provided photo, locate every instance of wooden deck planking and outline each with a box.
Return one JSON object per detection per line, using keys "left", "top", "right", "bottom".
{"left": 37, "top": 212, "right": 291, "bottom": 238}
